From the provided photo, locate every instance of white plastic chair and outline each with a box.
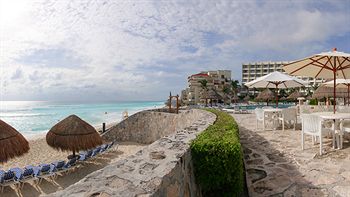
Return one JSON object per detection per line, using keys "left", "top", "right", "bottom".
{"left": 278, "top": 108, "right": 297, "bottom": 131}
{"left": 255, "top": 108, "right": 265, "bottom": 130}
{"left": 301, "top": 114, "right": 330, "bottom": 155}
{"left": 339, "top": 119, "right": 350, "bottom": 149}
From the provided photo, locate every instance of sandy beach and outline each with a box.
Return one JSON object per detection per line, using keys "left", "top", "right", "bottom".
{"left": 1, "top": 135, "right": 145, "bottom": 197}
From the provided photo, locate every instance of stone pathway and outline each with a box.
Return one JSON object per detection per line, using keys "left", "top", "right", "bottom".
{"left": 233, "top": 113, "right": 350, "bottom": 197}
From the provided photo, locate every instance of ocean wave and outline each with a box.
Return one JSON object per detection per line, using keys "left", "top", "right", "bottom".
{"left": 0, "top": 113, "right": 56, "bottom": 118}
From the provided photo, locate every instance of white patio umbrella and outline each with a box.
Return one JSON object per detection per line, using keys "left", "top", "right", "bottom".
{"left": 323, "top": 79, "right": 350, "bottom": 106}
{"left": 245, "top": 71, "right": 308, "bottom": 107}
{"left": 283, "top": 48, "right": 350, "bottom": 113}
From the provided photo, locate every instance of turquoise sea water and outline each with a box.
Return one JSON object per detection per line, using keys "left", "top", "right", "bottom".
{"left": 0, "top": 101, "right": 164, "bottom": 138}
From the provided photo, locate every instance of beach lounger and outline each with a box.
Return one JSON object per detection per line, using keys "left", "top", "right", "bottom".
{"left": 0, "top": 170, "right": 16, "bottom": 193}
{"left": 91, "top": 147, "right": 101, "bottom": 157}
{"left": 49, "top": 160, "right": 66, "bottom": 178}
{"left": 100, "top": 144, "right": 108, "bottom": 153}
{"left": 78, "top": 152, "right": 88, "bottom": 161}
{"left": 9, "top": 167, "right": 37, "bottom": 190}
{"left": 52, "top": 160, "right": 65, "bottom": 171}
{"left": 56, "top": 158, "right": 77, "bottom": 176}
{"left": 37, "top": 164, "right": 55, "bottom": 183}
{"left": 107, "top": 141, "right": 115, "bottom": 149}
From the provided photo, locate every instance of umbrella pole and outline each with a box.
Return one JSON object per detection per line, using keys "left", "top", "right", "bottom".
{"left": 348, "top": 85, "right": 349, "bottom": 106}
{"left": 275, "top": 84, "right": 278, "bottom": 108}
{"left": 333, "top": 70, "right": 336, "bottom": 113}
{"left": 73, "top": 150, "right": 76, "bottom": 158}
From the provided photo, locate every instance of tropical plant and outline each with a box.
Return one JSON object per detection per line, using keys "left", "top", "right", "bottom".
{"left": 199, "top": 79, "right": 208, "bottom": 90}
{"left": 199, "top": 79, "right": 208, "bottom": 106}
{"left": 231, "top": 80, "right": 240, "bottom": 94}
{"left": 223, "top": 85, "right": 231, "bottom": 104}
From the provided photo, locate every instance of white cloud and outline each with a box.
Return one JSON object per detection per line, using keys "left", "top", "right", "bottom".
{"left": 0, "top": 0, "right": 349, "bottom": 101}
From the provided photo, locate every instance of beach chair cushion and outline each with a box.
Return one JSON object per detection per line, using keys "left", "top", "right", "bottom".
{"left": 22, "top": 168, "right": 34, "bottom": 179}
{"left": 64, "top": 158, "right": 77, "bottom": 168}
{"left": 39, "top": 164, "right": 51, "bottom": 175}
{"left": 52, "top": 161, "right": 65, "bottom": 171}
{"left": 0, "top": 170, "right": 5, "bottom": 183}
{"left": 3, "top": 171, "right": 15, "bottom": 182}
{"left": 9, "top": 168, "right": 23, "bottom": 181}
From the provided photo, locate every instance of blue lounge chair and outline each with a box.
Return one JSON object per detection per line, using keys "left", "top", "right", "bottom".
{"left": 25, "top": 165, "right": 40, "bottom": 177}
{"left": 52, "top": 160, "right": 65, "bottom": 171}
{"left": 55, "top": 158, "right": 77, "bottom": 176}
{"left": 13, "top": 167, "right": 37, "bottom": 189}
{"left": 0, "top": 170, "right": 16, "bottom": 193}
{"left": 91, "top": 147, "right": 101, "bottom": 157}
{"left": 86, "top": 150, "right": 93, "bottom": 158}
{"left": 100, "top": 144, "right": 108, "bottom": 153}
{"left": 107, "top": 141, "right": 115, "bottom": 149}
{"left": 78, "top": 153, "right": 88, "bottom": 161}
{"left": 39, "top": 164, "right": 51, "bottom": 175}
{"left": 37, "top": 164, "right": 55, "bottom": 184}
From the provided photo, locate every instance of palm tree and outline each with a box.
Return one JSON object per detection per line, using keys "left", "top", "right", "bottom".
{"left": 223, "top": 85, "right": 231, "bottom": 104}
{"left": 231, "top": 80, "right": 240, "bottom": 103}
{"left": 199, "top": 79, "right": 208, "bottom": 106}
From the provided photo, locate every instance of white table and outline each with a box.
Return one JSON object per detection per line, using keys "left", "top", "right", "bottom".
{"left": 312, "top": 112, "right": 350, "bottom": 149}
{"left": 263, "top": 108, "right": 283, "bottom": 130}
{"left": 312, "top": 112, "right": 350, "bottom": 120}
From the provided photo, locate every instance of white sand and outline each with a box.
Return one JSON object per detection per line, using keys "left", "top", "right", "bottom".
{"left": 1, "top": 139, "right": 145, "bottom": 197}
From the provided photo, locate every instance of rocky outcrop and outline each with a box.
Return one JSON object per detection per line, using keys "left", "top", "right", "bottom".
{"left": 45, "top": 109, "right": 216, "bottom": 197}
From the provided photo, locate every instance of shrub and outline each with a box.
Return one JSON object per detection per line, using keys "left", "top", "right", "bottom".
{"left": 309, "top": 98, "right": 318, "bottom": 105}
{"left": 191, "top": 109, "right": 244, "bottom": 196}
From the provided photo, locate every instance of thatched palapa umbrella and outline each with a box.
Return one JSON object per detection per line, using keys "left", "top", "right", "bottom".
{"left": 256, "top": 89, "right": 275, "bottom": 105}
{"left": 46, "top": 115, "right": 103, "bottom": 157}
{"left": 205, "top": 89, "right": 222, "bottom": 106}
{"left": 0, "top": 120, "right": 29, "bottom": 163}
{"left": 287, "top": 91, "right": 304, "bottom": 101}
{"left": 243, "top": 95, "right": 250, "bottom": 102}
{"left": 312, "top": 86, "right": 347, "bottom": 99}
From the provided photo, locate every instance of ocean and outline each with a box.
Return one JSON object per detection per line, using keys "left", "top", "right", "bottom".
{"left": 0, "top": 101, "right": 164, "bottom": 138}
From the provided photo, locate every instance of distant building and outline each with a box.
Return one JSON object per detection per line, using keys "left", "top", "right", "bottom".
{"left": 242, "top": 61, "right": 325, "bottom": 88}
{"left": 181, "top": 70, "right": 231, "bottom": 105}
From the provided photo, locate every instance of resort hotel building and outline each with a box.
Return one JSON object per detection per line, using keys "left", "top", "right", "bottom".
{"left": 242, "top": 61, "right": 325, "bottom": 88}
{"left": 181, "top": 70, "right": 231, "bottom": 105}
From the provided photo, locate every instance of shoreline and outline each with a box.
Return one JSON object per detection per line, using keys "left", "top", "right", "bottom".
{"left": 24, "top": 122, "right": 119, "bottom": 140}
{"left": 20, "top": 105, "right": 165, "bottom": 140}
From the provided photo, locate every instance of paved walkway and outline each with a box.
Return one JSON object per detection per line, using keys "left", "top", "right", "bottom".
{"left": 233, "top": 113, "right": 350, "bottom": 197}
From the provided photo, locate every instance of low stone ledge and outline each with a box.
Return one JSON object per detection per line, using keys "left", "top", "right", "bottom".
{"left": 45, "top": 109, "right": 216, "bottom": 197}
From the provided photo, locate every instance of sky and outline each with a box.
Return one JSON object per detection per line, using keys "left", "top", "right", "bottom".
{"left": 0, "top": 0, "right": 349, "bottom": 102}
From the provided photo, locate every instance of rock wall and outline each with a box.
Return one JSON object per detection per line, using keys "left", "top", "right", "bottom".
{"left": 102, "top": 109, "right": 206, "bottom": 144}
{"left": 45, "top": 109, "right": 216, "bottom": 197}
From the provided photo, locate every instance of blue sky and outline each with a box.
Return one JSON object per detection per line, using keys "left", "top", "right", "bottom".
{"left": 0, "top": 0, "right": 349, "bottom": 101}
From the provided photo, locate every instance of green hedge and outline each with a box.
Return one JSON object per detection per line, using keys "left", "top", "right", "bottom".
{"left": 191, "top": 109, "right": 244, "bottom": 196}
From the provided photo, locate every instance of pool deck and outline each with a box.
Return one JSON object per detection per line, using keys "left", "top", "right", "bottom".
{"left": 232, "top": 113, "right": 350, "bottom": 197}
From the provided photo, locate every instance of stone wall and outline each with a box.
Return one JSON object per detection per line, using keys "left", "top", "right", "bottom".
{"left": 102, "top": 109, "right": 206, "bottom": 144}
{"left": 45, "top": 109, "right": 216, "bottom": 197}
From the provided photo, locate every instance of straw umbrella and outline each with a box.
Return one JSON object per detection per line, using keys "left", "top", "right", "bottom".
{"left": 323, "top": 79, "right": 350, "bottom": 106}
{"left": 256, "top": 89, "right": 275, "bottom": 105}
{"left": 312, "top": 86, "right": 347, "bottom": 99}
{"left": 287, "top": 91, "right": 304, "bottom": 101}
{"left": 0, "top": 120, "right": 29, "bottom": 163}
{"left": 243, "top": 95, "right": 250, "bottom": 102}
{"left": 245, "top": 71, "right": 307, "bottom": 107}
{"left": 206, "top": 89, "right": 222, "bottom": 106}
{"left": 232, "top": 94, "right": 239, "bottom": 103}
{"left": 46, "top": 115, "right": 103, "bottom": 157}
{"left": 283, "top": 48, "right": 350, "bottom": 113}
